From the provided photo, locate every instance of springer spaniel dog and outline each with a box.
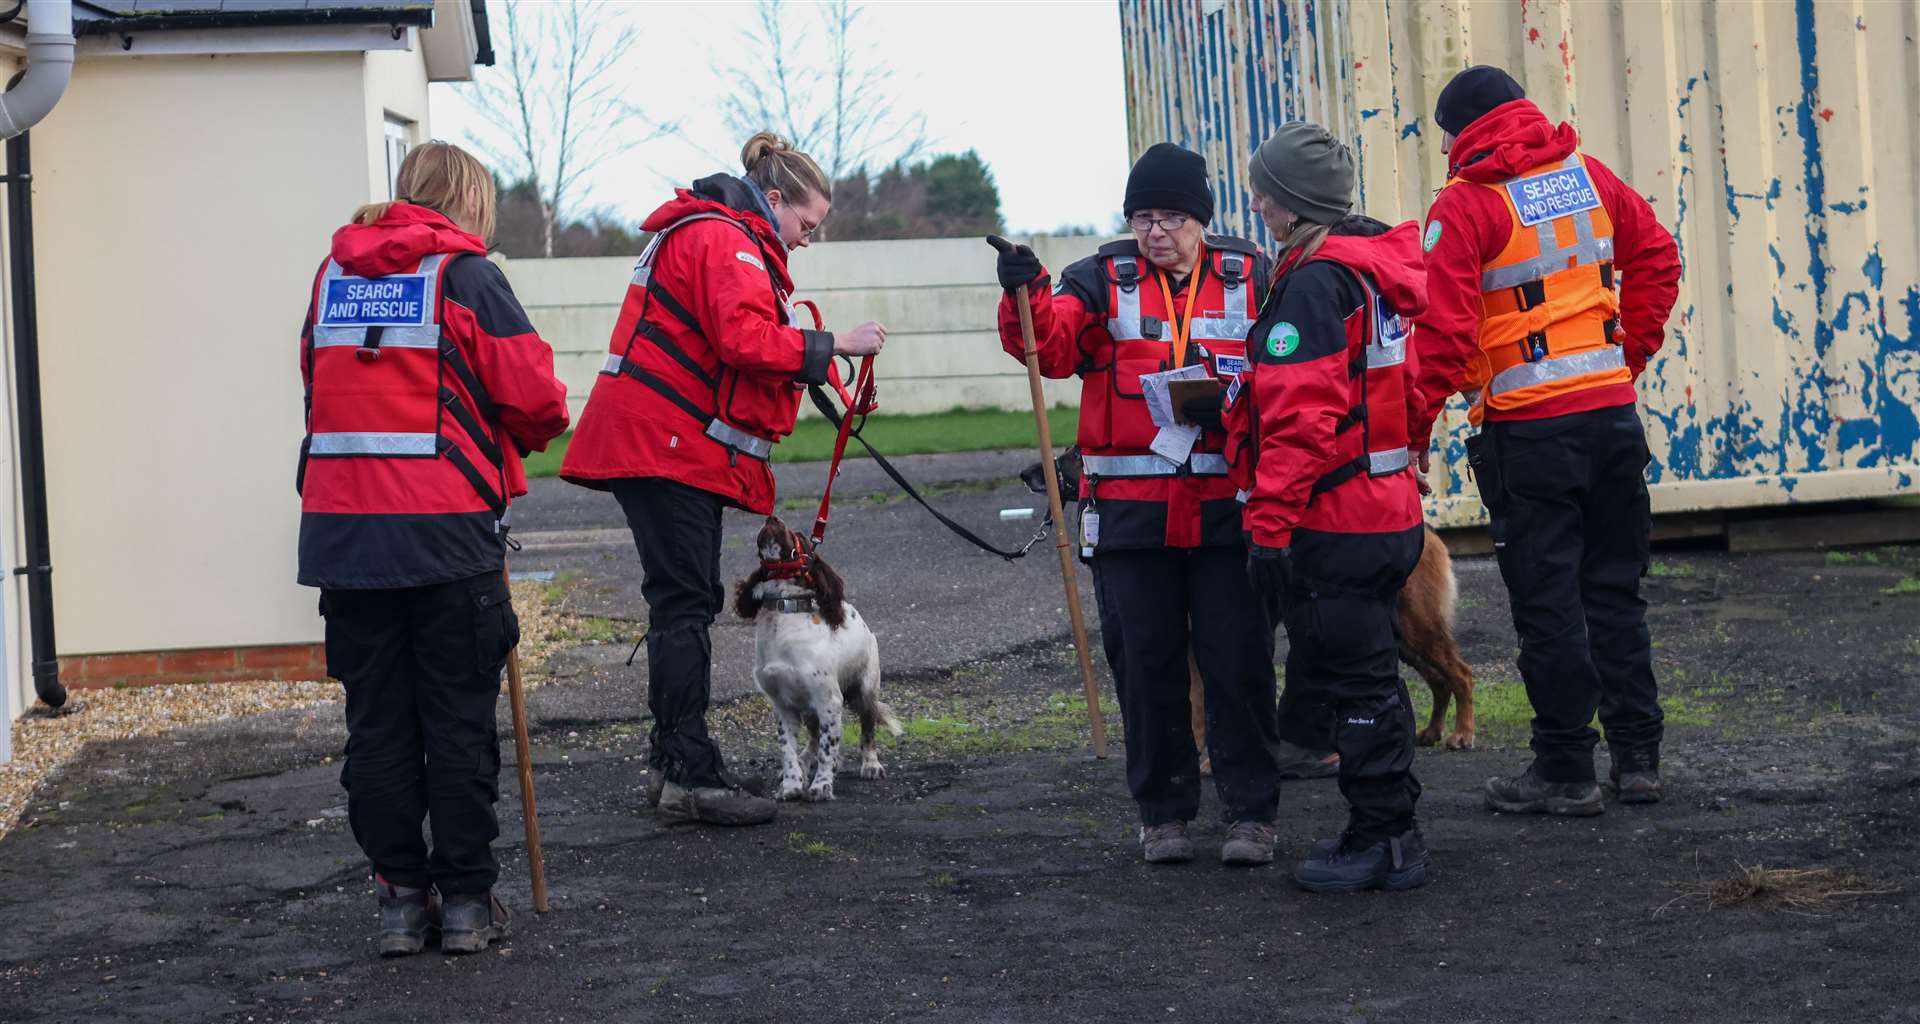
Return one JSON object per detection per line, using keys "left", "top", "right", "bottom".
{"left": 734, "top": 516, "right": 900, "bottom": 801}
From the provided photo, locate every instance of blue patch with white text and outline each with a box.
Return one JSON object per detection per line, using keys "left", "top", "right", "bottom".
{"left": 320, "top": 275, "right": 430, "bottom": 326}
{"left": 1505, "top": 164, "right": 1601, "bottom": 226}
{"left": 1214, "top": 354, "right": 1248, "bottom": 378}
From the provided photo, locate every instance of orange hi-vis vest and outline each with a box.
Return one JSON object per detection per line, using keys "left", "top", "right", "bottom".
{"left": 1454, "top": 153, "right": 1627, "bottom": 424}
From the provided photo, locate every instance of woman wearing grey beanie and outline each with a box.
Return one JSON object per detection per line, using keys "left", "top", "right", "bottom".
{"left": 1225, "top": 121, "right": 1434, "bottom": 892}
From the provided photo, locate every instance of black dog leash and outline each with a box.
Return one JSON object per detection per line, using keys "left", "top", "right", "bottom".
{"left": 805, "top": 384, "right": 1048, "bottom": 561}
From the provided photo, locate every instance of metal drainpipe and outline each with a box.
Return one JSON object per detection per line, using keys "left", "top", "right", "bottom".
{"left": 3, "top": 1, "right": 77, "bottom": 709}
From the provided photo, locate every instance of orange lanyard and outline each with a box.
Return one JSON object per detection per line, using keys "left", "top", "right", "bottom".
{"left": 1152, "top": 254, "right": 1205, "bottom": 368}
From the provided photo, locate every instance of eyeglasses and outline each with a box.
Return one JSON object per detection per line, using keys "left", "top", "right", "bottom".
{"left": 1128, "top": 212, "right": 1191, "bottom": 233}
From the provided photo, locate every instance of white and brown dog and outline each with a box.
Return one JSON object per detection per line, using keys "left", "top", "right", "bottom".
{"left": 734, "top": 516, "right": 900, "bottom": 802}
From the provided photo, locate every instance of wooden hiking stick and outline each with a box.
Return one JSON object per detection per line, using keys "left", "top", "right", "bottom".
{"left": 501, "top": 563, "right": 550, "bottom": 913}
{"left": 1013, "top": 286, "right": 1109, "bottom": 759}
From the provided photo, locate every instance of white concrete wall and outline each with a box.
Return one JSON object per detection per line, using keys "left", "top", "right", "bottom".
{"left": 506, "top": 234, "right": 1123, "bottom": 420}
{"left": 26, "top": 50, "right": 401, "bottom": 667}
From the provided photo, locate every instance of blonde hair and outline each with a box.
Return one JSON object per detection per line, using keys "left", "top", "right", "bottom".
{"left": 352, "top": 141, "right": 498, "bottom": 242}
{"left": 740, "top": 131, "right": 831, "bottom": 205}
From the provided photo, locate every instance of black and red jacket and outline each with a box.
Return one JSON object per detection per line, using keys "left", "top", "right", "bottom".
{"left": 1412, "top": 99, "right": 1680, "bottom": 450}
{"left": 1225, "top": 223, "right": 1427, "bottom": 548}
{"left": 298, "top": 203, "right": 570, "bottom": 589}
{"left": 561, "top": 174, "right": 834, "bottom": 514}
{"left": 996, "top": 236, "right": 1271, "bottom": 551}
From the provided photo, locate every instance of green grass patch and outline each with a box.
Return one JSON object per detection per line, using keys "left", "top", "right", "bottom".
{"left": 885, "top": 691, "right": 1115, "bottom": 756}
{"left": 1406, "top": 671, "right": 1719, "bottom": 748}
{"left": 1824, "top": 549, "right": 1882, "bottom": 566}
{"left": 522, "top": 406, "right": 1078, "bottom": 478}
{"left": 786, "top": 831, "right": 834, "bottom": 857}
{"left": 1882, "top": 576, "right": 1920, "bottom": 596}
{"left": 553, "top": 615, "right": 623, "bottom": 645}
{"left": 1649, "top": 560, "right": 1696, "bottom": 579}
{"left": 1903, "top": 637, "right": 1920, "bottom": 658}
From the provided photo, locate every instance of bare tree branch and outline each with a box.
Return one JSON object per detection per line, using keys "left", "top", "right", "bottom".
{"left": 458, "top": 0, "right": 671, "bottom": 257}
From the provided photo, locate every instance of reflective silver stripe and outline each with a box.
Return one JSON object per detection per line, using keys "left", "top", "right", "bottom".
{"left": 600, "top": 352, "right": 624, "bottom": 375}
{"left": 309, "top": 432, "right": 438, "bottom": 456}
{"left": 1369, "top": 447, "right": 1411, "bottom": 474}
{"left": 1191, "top": 316, "right": 1254, "bottom": 341}
{"left": 1234, "top": 489, "right": 1251, "bottom": 503}
{"left": 312, "top": 324, "right": 442, "bottom": 349}
{"left": 1108, "top": 265, "right": 1144, "bottom": 340}
{"left": 1487, "top": 345, "right": 1626, "bottom": 397}
{"left": 1081, "top": 452, "right": 1228, "bottom": 477}
{"left": 1367, "top": 336, "right": 1406, "bottom": 368}
{"left": 1480, "top": 230, "right": 1613, "bottom": 291}
{"left": 705, "top": 419, "right": 774, "bottom": 461}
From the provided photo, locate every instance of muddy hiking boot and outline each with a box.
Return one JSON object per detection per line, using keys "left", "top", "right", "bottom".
{"left": 657, "top": 780, "right": 778, "bottom": 826}
{"left": 441, "top": 891, "right": 511, "bottom": 955}
{"left": 1484, "top": 762, "right": 1605, "bottom": 816}
{"left": 1605, "top": 749, "right": 1664, "bottom": 804}
{"left": 375, "top": 875, "right": 440, "bottom": 958}
{"left": 1273, "top": 739, "right": 1340, "bottom": 780}
{"left": 1139, "top": 821, "right": 1194, "bottom": 864}
{"left": 1294, "top": 830, "right": 1430, "bottom": 893}
{"left": 1220, "top": 821, "right": 1276, "bottom": 867}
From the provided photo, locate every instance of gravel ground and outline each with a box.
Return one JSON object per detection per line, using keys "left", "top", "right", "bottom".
{"left": 0, "top": 581, "right": 570, "bottom": 841}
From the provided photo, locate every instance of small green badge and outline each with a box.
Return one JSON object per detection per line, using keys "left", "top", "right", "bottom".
{"left": 1267, "top": 322, "right": 1301, "bottom": 358}
{"left": 1423, "top": 219, "right": 1444, "bottom": 252}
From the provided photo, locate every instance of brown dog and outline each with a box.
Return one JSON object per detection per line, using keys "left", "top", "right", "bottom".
{"left": 1022, "top": 450, "right": 1476, "bottom": 757}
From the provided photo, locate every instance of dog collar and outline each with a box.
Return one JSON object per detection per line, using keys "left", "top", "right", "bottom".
{"left": 761, "top": 556, "right": 811, "bottom": 581}
{"left": 763, "top": 594, "right": 816, "bottom": 614}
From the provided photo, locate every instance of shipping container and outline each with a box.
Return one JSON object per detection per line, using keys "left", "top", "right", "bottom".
{"left": 1120, "top": 0, "right": 1920, "bottom": 527}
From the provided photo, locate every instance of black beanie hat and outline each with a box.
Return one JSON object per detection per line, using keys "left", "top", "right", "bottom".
{"left": 1434, "top": 65, "right": 1526, "bottom": 136}
{"left": 1123, "top": 143, "right": 1215, "bottom": 224}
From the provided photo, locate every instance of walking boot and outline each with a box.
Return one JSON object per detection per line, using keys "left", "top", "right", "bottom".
{"left": 1484, "top": 762, "right": 1604, "bottom": 816}
{"left": 657, "top": 780, "right": 778, "bottom": 826}
{"left": 441, "top": 891, "right": 511, "bottom": 955}
{"left": 1139, "top": 821, "right": 1194, "bottom": 864}
{"left": 375, "top": 875, "right": 439, "bottom": 958}
{"left": 1605, "top": 748, "right": 1664, "bottom": 804}
{"left": 1294, "top": 830, "right": 1430, "bottom": 893}
{"left": 1220, "top": 821, "right": 1277, "bottom": 867}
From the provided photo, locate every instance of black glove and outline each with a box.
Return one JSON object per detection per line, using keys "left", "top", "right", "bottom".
{"left": 1247, "top": 544, "right": 1293, "bottom": 605}
{"left": 986, "top": 234, "right": 1042, "bottom": 293}
{"left": 1181, "top": 392, "right": 1225, "bottom": 432}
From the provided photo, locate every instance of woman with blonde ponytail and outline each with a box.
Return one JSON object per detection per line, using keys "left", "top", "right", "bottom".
{"left": 298, "top": 140, "right": 568, "bottom": 956}
{"left": 562, "top": 132, "right": 887, "bottom": 827}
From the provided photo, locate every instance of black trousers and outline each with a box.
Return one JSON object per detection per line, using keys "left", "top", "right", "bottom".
{"left": 322, "top": 572, "right": 518, "bottom": 895}
{"left": 1093, "top": 545, "right": 1280, "bottom": 826}
{"left": 610, "top": 477, "right": 732, "bottom": 789}
{"left": 1479, "top": 405, "right": 1664, "bottom": 783}
{"left": 1278, "top": 526, "right": 1425, "bottom": 845}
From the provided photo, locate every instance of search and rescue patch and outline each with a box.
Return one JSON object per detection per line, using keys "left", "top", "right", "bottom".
{"left": 735, "top": 250, "right": 766, "bottom": 270}
{"left": 1265, "top": 322, "right": 1301, "bottom": 359}
{"left": 1423, "top": 220, "right": 1443, "bottom": 252}
{"left": 1506, "top": 163, "right": 1601, "bottom": 226}
{"left": 320, "top": 275, "right": 428, "bottom": 325}
{"left": 1214, "top": 353, "right": 1248, "bottom": 378}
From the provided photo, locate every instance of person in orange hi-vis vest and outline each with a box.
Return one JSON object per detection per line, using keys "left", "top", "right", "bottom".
{"left": 1410, "top": 66, "right": 1681, "bottom": 817}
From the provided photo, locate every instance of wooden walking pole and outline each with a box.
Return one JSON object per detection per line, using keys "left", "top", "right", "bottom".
{"left": 501, "top": 563, "right": 550, "bottom": 913}
{"left": 1013, "top": 286, "right": 1109, "bottom": 759}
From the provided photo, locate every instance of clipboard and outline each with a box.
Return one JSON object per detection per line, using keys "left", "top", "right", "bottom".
{"left": 1167, "top": 377, "right": 1224, "bottom": 425}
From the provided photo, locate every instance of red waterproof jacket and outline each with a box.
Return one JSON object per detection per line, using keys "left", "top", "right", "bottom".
{"left": 561, "top": 174, "right": 833, "bottom": 514}
{"left": 1412, "top": 100, "right": 1681, "bottom": 450}
{"left": 298, "top": 203, "right": 569, "bottom": 588}
{"left": 996, "top": 237, "right": 1271, "bottom": 552}
{"left": 1226, "top": 224, "right": 1428, "bottom": 548}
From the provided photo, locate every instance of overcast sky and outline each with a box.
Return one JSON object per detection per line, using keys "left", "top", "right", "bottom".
{"left": 429, "top": 1, "right": 1133, "bottom": 235}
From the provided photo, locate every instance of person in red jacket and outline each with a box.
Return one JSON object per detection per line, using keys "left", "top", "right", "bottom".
{"left": 561, "top": 133, "right": 886, "bottom": 827}
{"left": 1226, "top": 122, "right": 1432, "bottom": 893}
{"left": 990, "top": 144, "right": 1282, "bottom": 867}
{"left": 1412, "top": 67, "right": 1681, "bottom": 816}
{"left": 299, "top": 142, "right": 570, "bottom": 955}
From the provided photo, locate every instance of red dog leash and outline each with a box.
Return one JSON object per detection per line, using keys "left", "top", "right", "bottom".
{"left": 783, "top": 299, "right": 878, "bottom": 570}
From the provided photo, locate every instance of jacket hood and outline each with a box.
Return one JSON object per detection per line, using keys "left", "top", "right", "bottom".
{"left": 330, "top": 202, "right": 487, "bottom": 277}
{"left": 1447, "top": 99, "right": 1581, "bottom": 183}
{"left": 642, "top": 174, "right": 791, "bottom": 286}
{"left": 1313, "top": 220, "right": 1428, "bottom": 315}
